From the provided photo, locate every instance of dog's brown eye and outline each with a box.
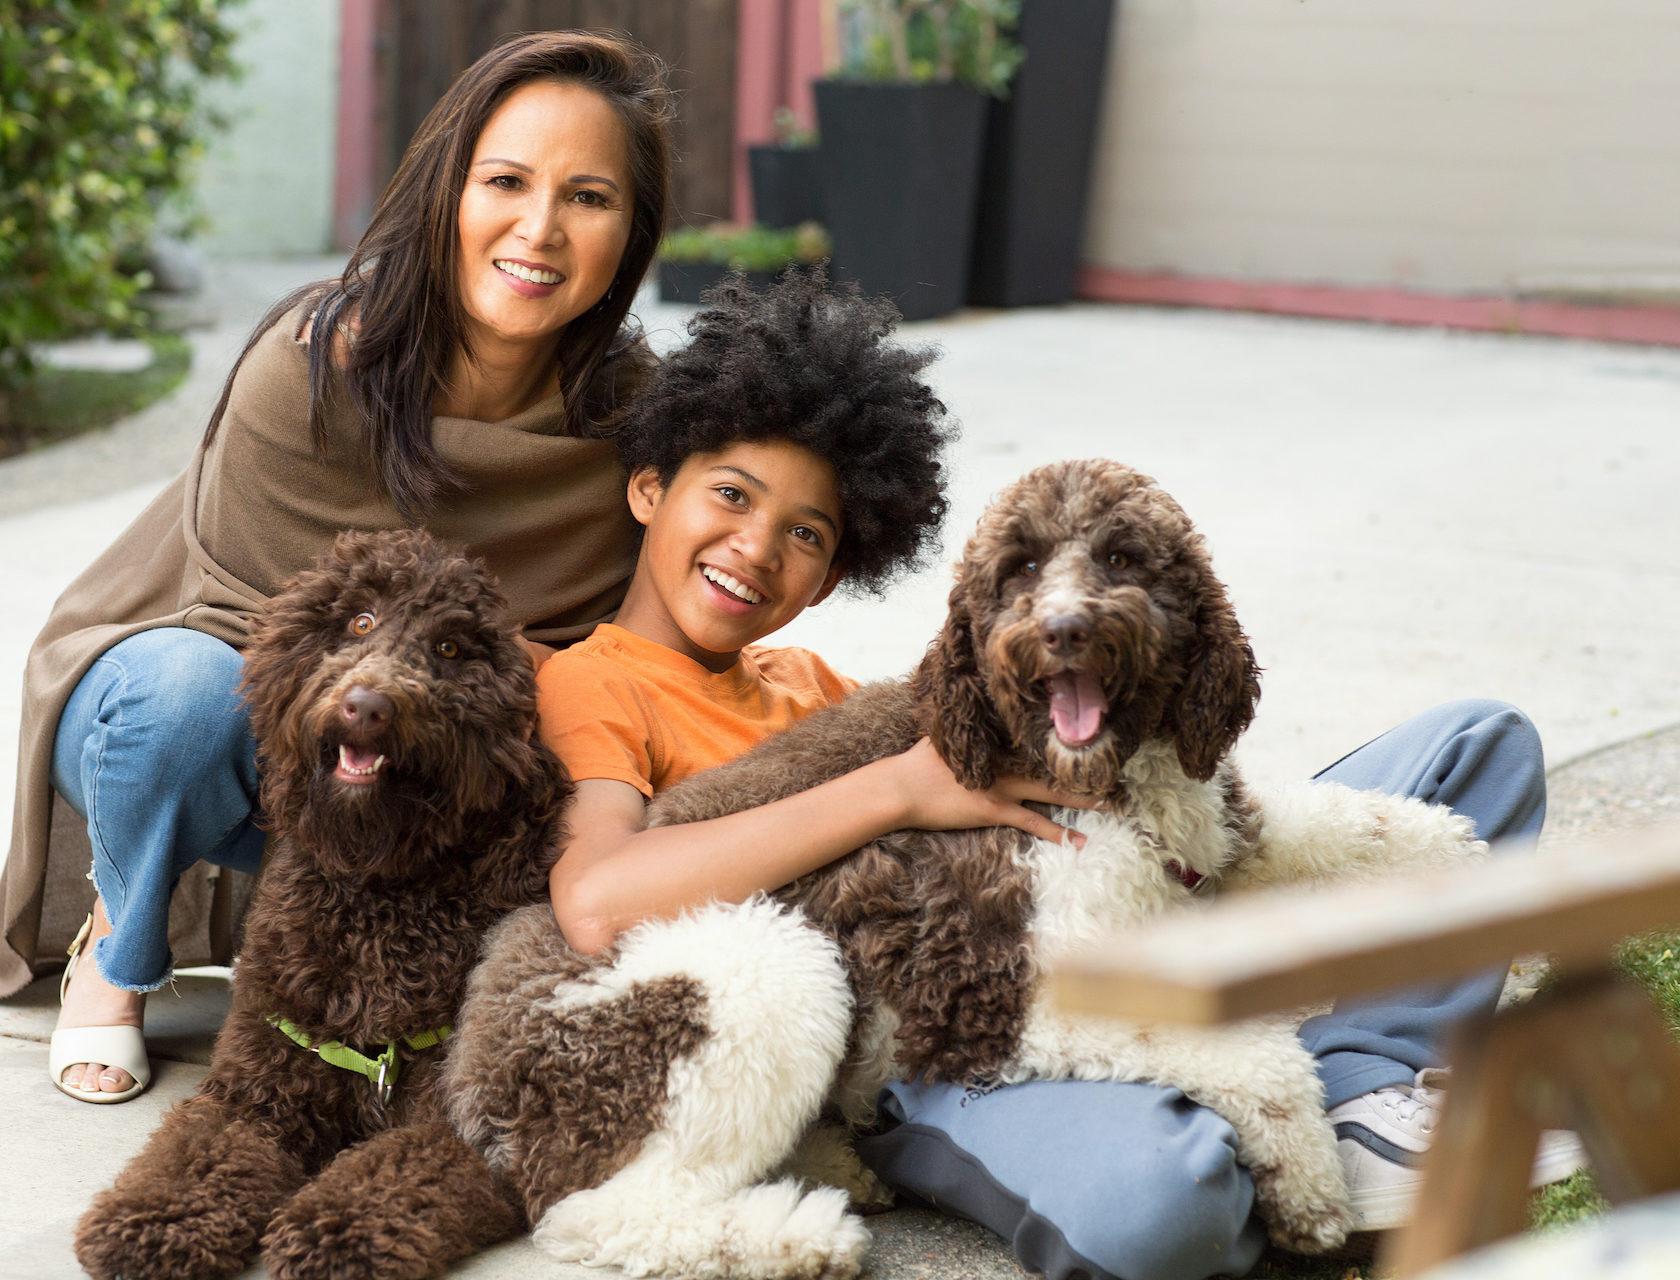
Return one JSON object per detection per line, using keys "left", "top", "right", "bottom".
{"left": 1023, "top": 561, "right": 1038, "bottom": 576}
{"left": 1107, "top": 551, "right": 1125, "bottom": 569}
{"left": 350, "top": 612, "right": 376, "bottom": 637}
{"left": 436, "top": 639, "right": 460, "bottom": 659}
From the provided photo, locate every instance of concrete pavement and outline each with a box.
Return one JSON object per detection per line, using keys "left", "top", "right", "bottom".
{"left": 3, "top": 255, "right": 1679, "bottom": 1276}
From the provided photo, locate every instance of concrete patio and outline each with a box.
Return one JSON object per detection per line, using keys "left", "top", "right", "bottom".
{"left": 3, "top": 255, "right": 1678, "bottom": 1276}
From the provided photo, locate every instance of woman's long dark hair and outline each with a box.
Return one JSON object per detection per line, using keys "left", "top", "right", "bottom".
{"left": 203, "top": 30, "right": 674, "bottom": 519}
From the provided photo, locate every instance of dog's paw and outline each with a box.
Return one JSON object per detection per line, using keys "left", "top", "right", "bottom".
{"left": 263, "top": 1200, "right": 462, "bottom": 1280}
{"left": 1263, "top": 1200, "right": 1355, "bottom": 1256}
{"left": 735, "top": 1181, "right": 870, "bottom": 1280}
{"left": 1253, "top": 1163, "right": 1354, "bottom": 1256}
{"left": 844, "top": 1164, "right": 896, "bottom": 1216}
{"left": 536, "top": 1178, "right": 869, "bottom": 1280}
{"left": 75, "top": 1194, "right": 255, "bottom": 1280}
{"left": 263, "top": 1207, "right": 371, "bottom": 1280}
{"left": 777, "top": 1122, "right": 896, "bottom": 1215}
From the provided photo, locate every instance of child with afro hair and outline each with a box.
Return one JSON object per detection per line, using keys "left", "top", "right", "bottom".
{"left": 535, "top": 270, "right": 1087, "bottom": 956}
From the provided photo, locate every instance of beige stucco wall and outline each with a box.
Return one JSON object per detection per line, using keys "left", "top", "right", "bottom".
{"left": 1084, "top": 0, "right": 1680, "bottom": 298}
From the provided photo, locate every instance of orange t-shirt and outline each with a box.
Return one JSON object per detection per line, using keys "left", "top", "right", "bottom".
{"left": 535, "top": 623, "right": 857, "bottom": 798}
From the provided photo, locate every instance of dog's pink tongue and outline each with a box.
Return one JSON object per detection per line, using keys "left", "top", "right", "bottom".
{"left": 342, "top": 745, "right": 380, "bottom": 770}
{"left": 1047, "top": 672, "right": 1106, "bottom": 746}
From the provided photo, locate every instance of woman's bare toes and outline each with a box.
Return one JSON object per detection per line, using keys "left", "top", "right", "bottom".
{"left": 98, "top": 1067, "right": 135, "bottom": 1093}
{"left": 62, "top": 1063, "right": 134, "bottom": 1092}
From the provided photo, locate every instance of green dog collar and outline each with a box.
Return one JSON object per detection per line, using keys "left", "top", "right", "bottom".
{"left": 266, "top": 1014, "right": 452, "bottom": 1106}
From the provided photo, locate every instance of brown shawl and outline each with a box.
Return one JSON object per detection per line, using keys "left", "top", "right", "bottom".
{"left": 0, "top": 306, "right": 639, "bottom": 996}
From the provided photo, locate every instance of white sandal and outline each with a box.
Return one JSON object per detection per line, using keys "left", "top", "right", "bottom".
{"left": 48, "top": 913, "right": 151, "bottom": 1104}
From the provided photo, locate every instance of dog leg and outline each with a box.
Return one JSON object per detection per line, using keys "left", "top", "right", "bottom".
{"left": 776, "top": 1121, "right": 895, "bottom": 1214}
{"left": 1228, "top": 781, "right": 1486, "bottom": 894}
{"left": 75, "top": 1095, "right": 306, "bottom": 1280}
{"left": 262, "top": 1121, "right": 520, "bottom": 1280}
{"left": 1011, "top": 1009, "right": 1353, "bottom": 1254}
{"left": 531, "top": 899, "right": 867, "bottom": 1280}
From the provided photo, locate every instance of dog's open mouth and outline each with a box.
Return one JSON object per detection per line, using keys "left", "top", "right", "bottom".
{"left": 1044, "top": 670, "right": 1108, "bottom": 748}
{"left": 334, "top": 743, "right": 388, "bottom": 786}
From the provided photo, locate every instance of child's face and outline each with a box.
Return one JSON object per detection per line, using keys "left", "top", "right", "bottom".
{"left": 626, "top": 440, "right": 844, "bottom": 664}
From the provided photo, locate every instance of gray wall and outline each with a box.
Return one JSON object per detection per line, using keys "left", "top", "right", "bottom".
{"left": 1084, "top": 0, "right": 1680, "bottom": 299}
{"left": 192, "top": 0, "right": 341, "bottom": 257}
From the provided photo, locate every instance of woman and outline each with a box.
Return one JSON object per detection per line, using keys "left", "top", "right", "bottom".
{"left": 0, "top": 29, "right": 674, "bottom": 1103}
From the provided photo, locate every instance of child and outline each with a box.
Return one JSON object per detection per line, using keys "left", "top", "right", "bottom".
{"left": 534, "top": 271, "right": 1087, "bottom": 958}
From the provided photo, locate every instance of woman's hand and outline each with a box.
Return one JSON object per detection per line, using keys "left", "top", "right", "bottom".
{"left": 884, "top": 737, "right": 1096, "bottom": 847}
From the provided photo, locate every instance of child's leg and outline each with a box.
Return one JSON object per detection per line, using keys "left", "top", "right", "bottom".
{"left": 1299, "top": 698, "right": 1544, "bottom": 1106}
{"left": 856, "top": 1078, "right": 1263, "bottom": 1280}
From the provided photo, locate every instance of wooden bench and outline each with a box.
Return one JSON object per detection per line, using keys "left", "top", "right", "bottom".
{"left": 1050, "top": 820, "right": 1680, "bottom": 1276}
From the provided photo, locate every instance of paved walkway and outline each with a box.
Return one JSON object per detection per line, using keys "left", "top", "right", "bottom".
{"left": 3, "top": 256, "right": 1678, "bottom": 1277}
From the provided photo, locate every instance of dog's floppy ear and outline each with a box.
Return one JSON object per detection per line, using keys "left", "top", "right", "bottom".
{"left": 911, "top": 578, "right": 1007, "bottom": 790}
{"left": 1165, "top": 544, "right": 1260, "bottom": 782}
{"left": 240, "top": 533, "right": 377, "bottom": 818}
{"left": 472, "top": 741, "right": 573, "bottom": 911}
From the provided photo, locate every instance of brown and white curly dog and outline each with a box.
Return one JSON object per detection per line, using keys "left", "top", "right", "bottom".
{"left": 447, "top": 460, "right": 1484, "bottom": 1279}
{"left": 74, "top": 530, "right": 567, "bottom": 1280}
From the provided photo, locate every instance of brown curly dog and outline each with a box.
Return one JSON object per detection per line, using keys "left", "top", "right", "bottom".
{"left": 74, "top": 529, "right": 568, "bottom": 1280}
{"left": 447, "top": 459, "right": 1486, "bottom": 1278}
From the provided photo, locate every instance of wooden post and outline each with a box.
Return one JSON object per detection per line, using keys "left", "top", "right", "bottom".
{"left": 1386, "top": 967, "right": 1680, "bottom": 1276}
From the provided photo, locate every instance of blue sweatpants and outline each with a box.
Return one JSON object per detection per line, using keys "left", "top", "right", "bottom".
{"left": 855, "top": 700, "right": 1545, "bottom": 1280}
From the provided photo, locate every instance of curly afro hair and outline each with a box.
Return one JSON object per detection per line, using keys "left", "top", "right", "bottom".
{"left": 613, "top": 268, "right": 954, "bottom": 594}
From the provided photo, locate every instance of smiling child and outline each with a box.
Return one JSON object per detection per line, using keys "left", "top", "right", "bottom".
{"left": 533, "top": 271, "right": 1088, "bottom": 958}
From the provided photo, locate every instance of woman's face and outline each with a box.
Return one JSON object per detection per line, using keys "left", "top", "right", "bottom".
{"left": 456, "top": 79, "right": 634, "bottom": 351}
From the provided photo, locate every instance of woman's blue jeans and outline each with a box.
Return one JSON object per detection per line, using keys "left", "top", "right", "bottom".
{"left": 50, "top": 628, "right": 264, "bottom": 991}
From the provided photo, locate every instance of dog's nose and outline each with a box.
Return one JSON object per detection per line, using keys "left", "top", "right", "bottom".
{"left": 1041, "top": 614, "right": 1091, "bottom": 656}
{"left": 341, "top": 687, "right": 394, "bottom": 737}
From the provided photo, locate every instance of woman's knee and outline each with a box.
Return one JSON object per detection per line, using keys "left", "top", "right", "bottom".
{"left": 95, "top": 629, "right": 254, "bottom": 768}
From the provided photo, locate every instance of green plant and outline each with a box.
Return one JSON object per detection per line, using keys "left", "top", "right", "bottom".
{"left": 0, "top": 0, "right": 242, "bottom": 419}
{"left": 660, "top": 223, "right": 832, "bottom": 274}
{"left": 840, "top": 0, "right": 1024, "bottom": 96}
{"left": 770, "top": 106, "right": 817, "bottom": 149}
{"left": 0, "top": 332, "right": 190, "bottom": 459}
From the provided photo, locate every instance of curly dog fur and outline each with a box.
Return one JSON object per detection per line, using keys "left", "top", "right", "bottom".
{"left": 74, "top": 530, "right": 567, "bottom": 1280}
{"left": 448, "top": 460, "right": 1486, "bottom": 1278}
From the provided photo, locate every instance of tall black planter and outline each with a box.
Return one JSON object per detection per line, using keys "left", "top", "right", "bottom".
{"left": 969, "top": 0, "right": 1116, "bottom": 307}
{"left": 748, "top": 145, "right": 824, "bottom": 227}
{"left": 814, "top": 80, "right": 988, "bottom": 322}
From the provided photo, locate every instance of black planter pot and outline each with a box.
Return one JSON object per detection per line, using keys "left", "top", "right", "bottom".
{"left": 969, "top": 0, "right": 1116, "bottom": 307}
{"left": 658, "top": 260, "right": 732, "bottom": 304}
{"left": 658, "top": 261, "right": 786, "bottom": 305}
{"left": 814, "top": 79, "right": 989, "bottom": 322}
{"left": 748, "top": 145, "right": 824, "bottom": 228}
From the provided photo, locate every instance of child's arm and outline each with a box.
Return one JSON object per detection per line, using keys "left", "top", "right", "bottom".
{"left": 550, "top": 738, "right": 1089, "bottom": 957}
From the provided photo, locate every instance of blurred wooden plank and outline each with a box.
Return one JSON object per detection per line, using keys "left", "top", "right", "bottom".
{"left": 1386, "top": 973, "right": 1680, "bottom": 1276}
{"left": 1050, "top": 821, "right": 1680, "bottom": 1027}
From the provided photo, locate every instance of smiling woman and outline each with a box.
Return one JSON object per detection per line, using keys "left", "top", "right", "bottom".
{"left": 2, "top": 31, "right": 675, "bottom": 1108}
{"left": 450, "top": 80, "right": 635, "bottom": 420}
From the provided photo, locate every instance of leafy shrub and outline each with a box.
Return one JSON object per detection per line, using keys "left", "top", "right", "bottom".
{"left": 0, "top": 0, "right": 242, "bottom": 411}
{"left": 840, "top": 0, "right": 1024, "bottom": 96}
{"left": 660, "top": 223, "right": 832, "bottom": 273}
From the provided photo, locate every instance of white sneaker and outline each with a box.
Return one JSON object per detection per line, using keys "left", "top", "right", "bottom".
{"left": 1327, "top": 1068, "right": 1587, "bottom": 1231}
